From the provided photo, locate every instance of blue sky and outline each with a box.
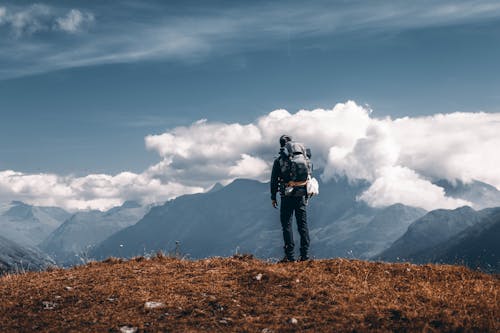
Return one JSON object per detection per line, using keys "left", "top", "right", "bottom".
{"left": 1, "top": 1, "right": 500, "bottom": 210}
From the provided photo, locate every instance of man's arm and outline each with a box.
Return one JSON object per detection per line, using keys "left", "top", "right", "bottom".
{"left": 270, "top": 158, "right": 280, "bottom": 206}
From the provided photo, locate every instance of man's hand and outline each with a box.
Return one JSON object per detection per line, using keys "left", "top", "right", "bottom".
{"left": 272, "top": 200, "right": 278, "bottom": 209}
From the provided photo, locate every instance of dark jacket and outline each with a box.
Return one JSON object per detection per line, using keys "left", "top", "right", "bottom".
{"left": 270, "top": 149, "right": 289, "bottom": 201}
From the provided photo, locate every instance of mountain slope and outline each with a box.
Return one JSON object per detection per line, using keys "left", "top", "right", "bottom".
{"left": 0, "top": 256, "right": 497, "bottom": 332}
{"left": 0, "top": 235, "right": 54, "bottom": 274}
{"left": 435, "top": 179, "right": 500, "bottom": 209}
{"left": 40, "top": 201, "right": 148, "bottom": 266}
{"left": 377, "top": 206, "right": 482, "bottom": 261}
{"left": 410, "top": 207, "right": 500, "bottom": 273}
{"left": 0, "top": 201, "right": 70, "bottom": 247}
{"left": 328, "top": 204, "right": 426, "bottom": 259}
{"left": 91, "top": 178, "right": 423, "bottom": 261}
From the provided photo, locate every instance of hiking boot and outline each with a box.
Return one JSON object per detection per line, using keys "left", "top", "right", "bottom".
{"left": 298, "top": 256, "right": 310, "bottom": 262}
{"left": 278, "top": 256, "right": 295, "bottom": 263}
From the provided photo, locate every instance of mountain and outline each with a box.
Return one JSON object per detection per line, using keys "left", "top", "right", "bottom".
{"left": 434, "top": 179, "right": 500, "bottom": 209}
{"left": 40, "top": 201, "right": 148, "bottom": 266}
{"left": 0, "top": 201, "right": 70, "bottom": 247}
{"left": 409, "top": 207, "right": 500, "bottom": 273}
{"left": 377, "top": 206, "right": 483, "bottom": 261}
{"left": 91, "top": 178, "right": 424, "bottom": 261}
{"left": 323, "top": 204, "right": 426, "bottom": 259}
{"left": 0, "top": 235, "right": 54, "bottom": 274}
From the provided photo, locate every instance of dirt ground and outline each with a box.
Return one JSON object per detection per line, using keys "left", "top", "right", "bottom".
{"left": 0, "top": 254, "right": 498, "bottom": 332}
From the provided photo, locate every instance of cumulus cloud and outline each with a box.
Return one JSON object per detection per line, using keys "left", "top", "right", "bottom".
{"left": 55, "top": 9, "right": 94, "bottom": 33}
{"left": 0, "top": 5, "right": 93, "bottom": 37}
{"left": 1, "top": 4, "right": 52, "bottom": 36}
{"left": 143, "top": 101, "right": 500, "bottom": 210}
{"left": 358, "top": 166, "right": 470, "bottom": 210}
{"left": 1, "top": 101, "right": 500, "bottom": 211}
{"left": 0, "top": 170, "right": 202, "bottom": 212}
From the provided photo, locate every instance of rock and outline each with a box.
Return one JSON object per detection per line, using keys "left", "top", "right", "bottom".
{"left": 120, "top": 326, "right": 138, "bottom": 333}
{"left": 290, "top": 317, "right": 298, "bottom": 324}
{"left": 42, "top": 301, "right": 56, "bottom": 310}
{"left": 255, "top": 273, "right": 263, "bottom": 281}
{"left": 144, "top": 301, "right": 165, "bottom": 309}
{"left": 64, "top": 286, "right": 73, "bottom": 291}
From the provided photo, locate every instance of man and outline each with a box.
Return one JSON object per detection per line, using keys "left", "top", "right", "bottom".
{"left": 270, "top": 134, "right": 311, "bottom": 262}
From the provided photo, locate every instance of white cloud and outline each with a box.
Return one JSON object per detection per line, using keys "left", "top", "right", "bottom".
{"left": 1, "top": 101, "right": 500, "bottom": 211}
{"left": 142, "top": 101, "right": 500, "bottom": 210}
{"left": 4, "top": 4, "right": 52, "bottom": 36}
{"left": 3, "top": 1, "right": 500, "bottom": 79}
{"left": 0, "top": 5, "right": 93, "bottom": 37}
{"left": 229, "top": 154, "right": 269, "bottom": 180}
{"left": 0, "top": 170, "right": 202, "bottom": 212}
{"left": 358, "top": 166, "right": 470, "bottom": 210}
{"left": 55, "top": 9, "right": 94, "bottom": 33}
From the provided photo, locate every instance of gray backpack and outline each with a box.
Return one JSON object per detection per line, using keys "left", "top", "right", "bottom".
{"left": 280, "top": 141, "right": 312, "bottom": 182}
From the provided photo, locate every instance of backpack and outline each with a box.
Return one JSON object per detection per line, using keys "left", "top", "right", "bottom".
{"left": 279, "top": 141, "right": 312, "bottom": 183}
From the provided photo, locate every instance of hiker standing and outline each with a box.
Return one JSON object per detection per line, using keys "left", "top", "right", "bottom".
{"left": 270, "top": 135, "right": 312, "bottom": 262}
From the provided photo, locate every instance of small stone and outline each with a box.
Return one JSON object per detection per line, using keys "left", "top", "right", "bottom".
{"left": 290, "top": 317, "right": 298, "bottom": 324}
{"left": 107, "top": 297, "right": 116, "bottom": 302}
{"left": 54, "top": 295, "right": 62, "bottom": 300}
{"left": 255, "top": 273, "right": 263, "bottom": 281}
{"left": 42, "top": 301, "right": 56, "bottom": 310}
{"left": 219, "top": 320, "right": 228, "bottom": 324}
{"left": 262, "top": 329, "right": 272, "bottom": 333}
{"left": 295, "top": 279, "right": 300, "bottom": 283}
{"left": 144, "top": 301, "right": 165, "bottom": 309}
{"left": 64, "top": 286, "right": 73, "bottom": 291}
{"left": 120, "top": 326, "right": 138, "bottom": 333}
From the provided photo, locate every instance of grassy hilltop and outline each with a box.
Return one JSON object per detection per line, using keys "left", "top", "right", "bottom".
{"left": 0, "top": 255, "right": 498, "bottom": 332}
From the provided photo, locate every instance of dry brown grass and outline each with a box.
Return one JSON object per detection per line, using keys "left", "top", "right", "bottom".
{"left": 0, "top": 255, "right": 498, "bottom": 332}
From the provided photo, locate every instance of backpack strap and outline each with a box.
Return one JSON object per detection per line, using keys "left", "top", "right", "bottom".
{"left": 287, "top": 180, "right": 308, "bottom": 187}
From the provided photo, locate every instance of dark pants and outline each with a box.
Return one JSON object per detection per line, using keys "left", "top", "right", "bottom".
{"left": 280, "top": 196, "right": 310, "bottom": 259}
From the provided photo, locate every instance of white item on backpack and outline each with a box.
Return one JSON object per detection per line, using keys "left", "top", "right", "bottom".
{"left": 307, "top": 176, "right": 319, "bottom": 196}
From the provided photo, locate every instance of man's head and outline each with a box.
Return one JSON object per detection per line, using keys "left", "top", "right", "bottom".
{"left": 279, "top": 134, "right": 292, "bottom": 147}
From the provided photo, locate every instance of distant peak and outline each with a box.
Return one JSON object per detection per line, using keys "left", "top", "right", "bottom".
{"left": 453, "top": 205, "right": 475, "bottom": 212}
{"left": 208, "top": 183, "right": 224, "bottom": 193}
{"left": 228, "top": 178, "right": 263, "bottom": 186}
{"left": 121, "top": 200, "right": 141, "bottom": 209}
{"left": 10, "top": 200, "right": 28, "bottom": 206}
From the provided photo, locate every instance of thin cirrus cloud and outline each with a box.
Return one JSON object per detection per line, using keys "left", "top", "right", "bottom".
{"left": 1, "top": 101, "right": 499, "bottom": 211}
{"left": 2, "top": 1, "right": 500, "bottom": 78}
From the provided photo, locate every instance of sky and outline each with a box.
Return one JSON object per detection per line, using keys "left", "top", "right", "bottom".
{"left": 1, "top": 1, "right": 500, "bottom": 211}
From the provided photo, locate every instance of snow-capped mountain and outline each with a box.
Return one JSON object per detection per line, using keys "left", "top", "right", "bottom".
{"left": 40, "top": 201, "right": 149, "bottom": 265}
{"left": 0, "top": 201, "right": 70, "bottom": 247}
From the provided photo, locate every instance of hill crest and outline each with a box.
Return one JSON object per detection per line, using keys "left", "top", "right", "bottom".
{"left": 0, "top": 255, "right": 498, "bottom": 332}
